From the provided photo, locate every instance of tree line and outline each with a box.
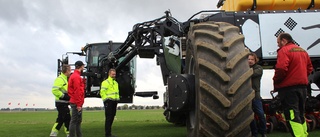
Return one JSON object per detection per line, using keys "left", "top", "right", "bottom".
{"left": 1, "top": 104, "right": 162, "bottom": 111}
{"left": 85, "top": 104, "right": 162, "bottom": 111}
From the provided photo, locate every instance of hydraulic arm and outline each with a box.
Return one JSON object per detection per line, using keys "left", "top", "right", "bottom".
{"left": 107, "top": 11, "right": 185, "bottom": 72}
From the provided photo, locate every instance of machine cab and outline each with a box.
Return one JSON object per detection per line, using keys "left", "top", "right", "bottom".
{"left": 85, "top": 42, "right": 115, "bottom": 67}
{"left": 82, "top": 42, "right": 136, "bottom": 103}
{"left": 57, "top": 42, "right": 136, "bottom": 103}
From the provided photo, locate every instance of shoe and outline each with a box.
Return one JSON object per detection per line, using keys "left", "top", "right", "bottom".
{"left": 261, "top": 134, "right": 267, "bottom": 137}
{"left": 66, "top": 133, "right": 70, "bottom": 137}
{"left": 106, "top": 135, "right": 117, "bottom": 137}
{"left": 49, "top": 131, "right": 58, "bottom": 137}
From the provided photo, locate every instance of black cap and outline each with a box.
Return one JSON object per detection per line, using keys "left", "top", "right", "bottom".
{"left": 75, "top": 61, "right": 84, "bottom": 67}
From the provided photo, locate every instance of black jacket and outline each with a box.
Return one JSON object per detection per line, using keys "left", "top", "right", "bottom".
{"left": 251, "top": 64, "right": 263, "bottom": 99}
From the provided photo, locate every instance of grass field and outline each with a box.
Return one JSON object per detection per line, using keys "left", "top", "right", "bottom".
{"left": 0, "top": 109, "right": 319, "bottom": 137}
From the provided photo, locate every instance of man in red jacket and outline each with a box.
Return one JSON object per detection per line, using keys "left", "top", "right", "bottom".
{"left": 68, "top": 61, "right": 85, "bottom": 137}
{"left": 273, "top": 33, "right": 313, "bottom": 137}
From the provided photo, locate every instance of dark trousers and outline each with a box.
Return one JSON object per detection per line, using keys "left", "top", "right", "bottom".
{"left": 104, "top": 100, "right": 118, "bottom": 137}
{"left": 278, "top": 86, "right": 307, "bottom": 137}
{"left": 54, "top": 102, "right": 70, "bottom": 132}
{"left": 250, "top": 98, "right": 267, "bottom": 136}
{"left": 69, "top": 104, "right": 82, "bottom": 137}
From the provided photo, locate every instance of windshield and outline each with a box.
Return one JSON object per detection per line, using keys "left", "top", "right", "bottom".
{"left": 86, "top": 43, "right": 122, "bottom": 66}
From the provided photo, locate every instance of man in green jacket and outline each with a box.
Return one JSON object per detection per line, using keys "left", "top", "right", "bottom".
{"left": 100, "top": 69, "right": 120, "bottom": 137}
{"left": 248, "top": 53, "right": 267, "bottom": 137}
{"left": 50, "top": 64, "right": 71, "bottom": 137}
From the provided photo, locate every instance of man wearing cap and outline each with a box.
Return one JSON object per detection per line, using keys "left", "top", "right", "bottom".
{"left": 68, "top": 61, "right": 85, "bottom": 137}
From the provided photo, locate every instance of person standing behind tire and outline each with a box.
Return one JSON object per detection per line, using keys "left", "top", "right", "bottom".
{"left": 68, "top": 61, "right": 85, "bottom": 137}
{"left": 100, "top": 69, "right": 120, "bottom": 137}
{"left": 273, "top": 33, "right": 313, "bottom": 137}
{"left": 50, "top": 64, "right": 71, "bottom": 137}
{"left": 248, "top": 53, "right": 267, "bottom": 137}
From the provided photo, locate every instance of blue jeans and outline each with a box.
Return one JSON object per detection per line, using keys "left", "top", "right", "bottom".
{"left": 250, "top": 98, "right": 267, "bottom": 136}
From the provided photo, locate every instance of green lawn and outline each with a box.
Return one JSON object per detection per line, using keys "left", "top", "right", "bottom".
{"left": 0, "top": 109, "right": 319, "bottom": 137}
{"left": 0, "top": 109, "right": 185, "bottom": 137}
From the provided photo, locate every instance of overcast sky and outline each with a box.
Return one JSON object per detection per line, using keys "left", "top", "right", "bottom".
{"left": 0, "top": 0, "right": 278, "bottom": 109}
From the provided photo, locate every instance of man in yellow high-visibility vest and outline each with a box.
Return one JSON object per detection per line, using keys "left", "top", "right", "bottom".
{"left": 50, "top": 64, "right": 71, "bottom": 137}
{"left": 100, "top": 68, "right": 119, "bottom": 137}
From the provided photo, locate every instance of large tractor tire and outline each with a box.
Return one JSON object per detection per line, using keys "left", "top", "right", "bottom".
{"left": 185, "top": 22, "right": 254, "bottom": 137}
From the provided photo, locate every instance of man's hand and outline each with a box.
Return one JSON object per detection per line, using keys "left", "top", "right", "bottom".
{"left": 59, "top": 93, "right": 70, "bottom": 101}
{"left": 77, "top": 106, "right": 82, "bottom": 112}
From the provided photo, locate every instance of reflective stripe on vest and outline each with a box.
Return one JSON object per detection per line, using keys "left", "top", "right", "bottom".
{"left": 53, "top": 75, "right": 68, "bottom": 103}
{"left": 58, "top": 76, "right": 67, "bottom": 93}
{"left": 52, "top": 76, "right": 67, "bottom": 93}
{"left": 105, "top": 80, "right": 119, "bottom": 100}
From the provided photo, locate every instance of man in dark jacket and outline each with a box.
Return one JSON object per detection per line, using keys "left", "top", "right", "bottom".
{"left": 68, "top": 61, "right": 85, "bottom": 137}
{"left": 273, "top": 33, "right": 313, "bottom": 137}
{"left": 248, "top": 53, "right": 267, "bottom": 137}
